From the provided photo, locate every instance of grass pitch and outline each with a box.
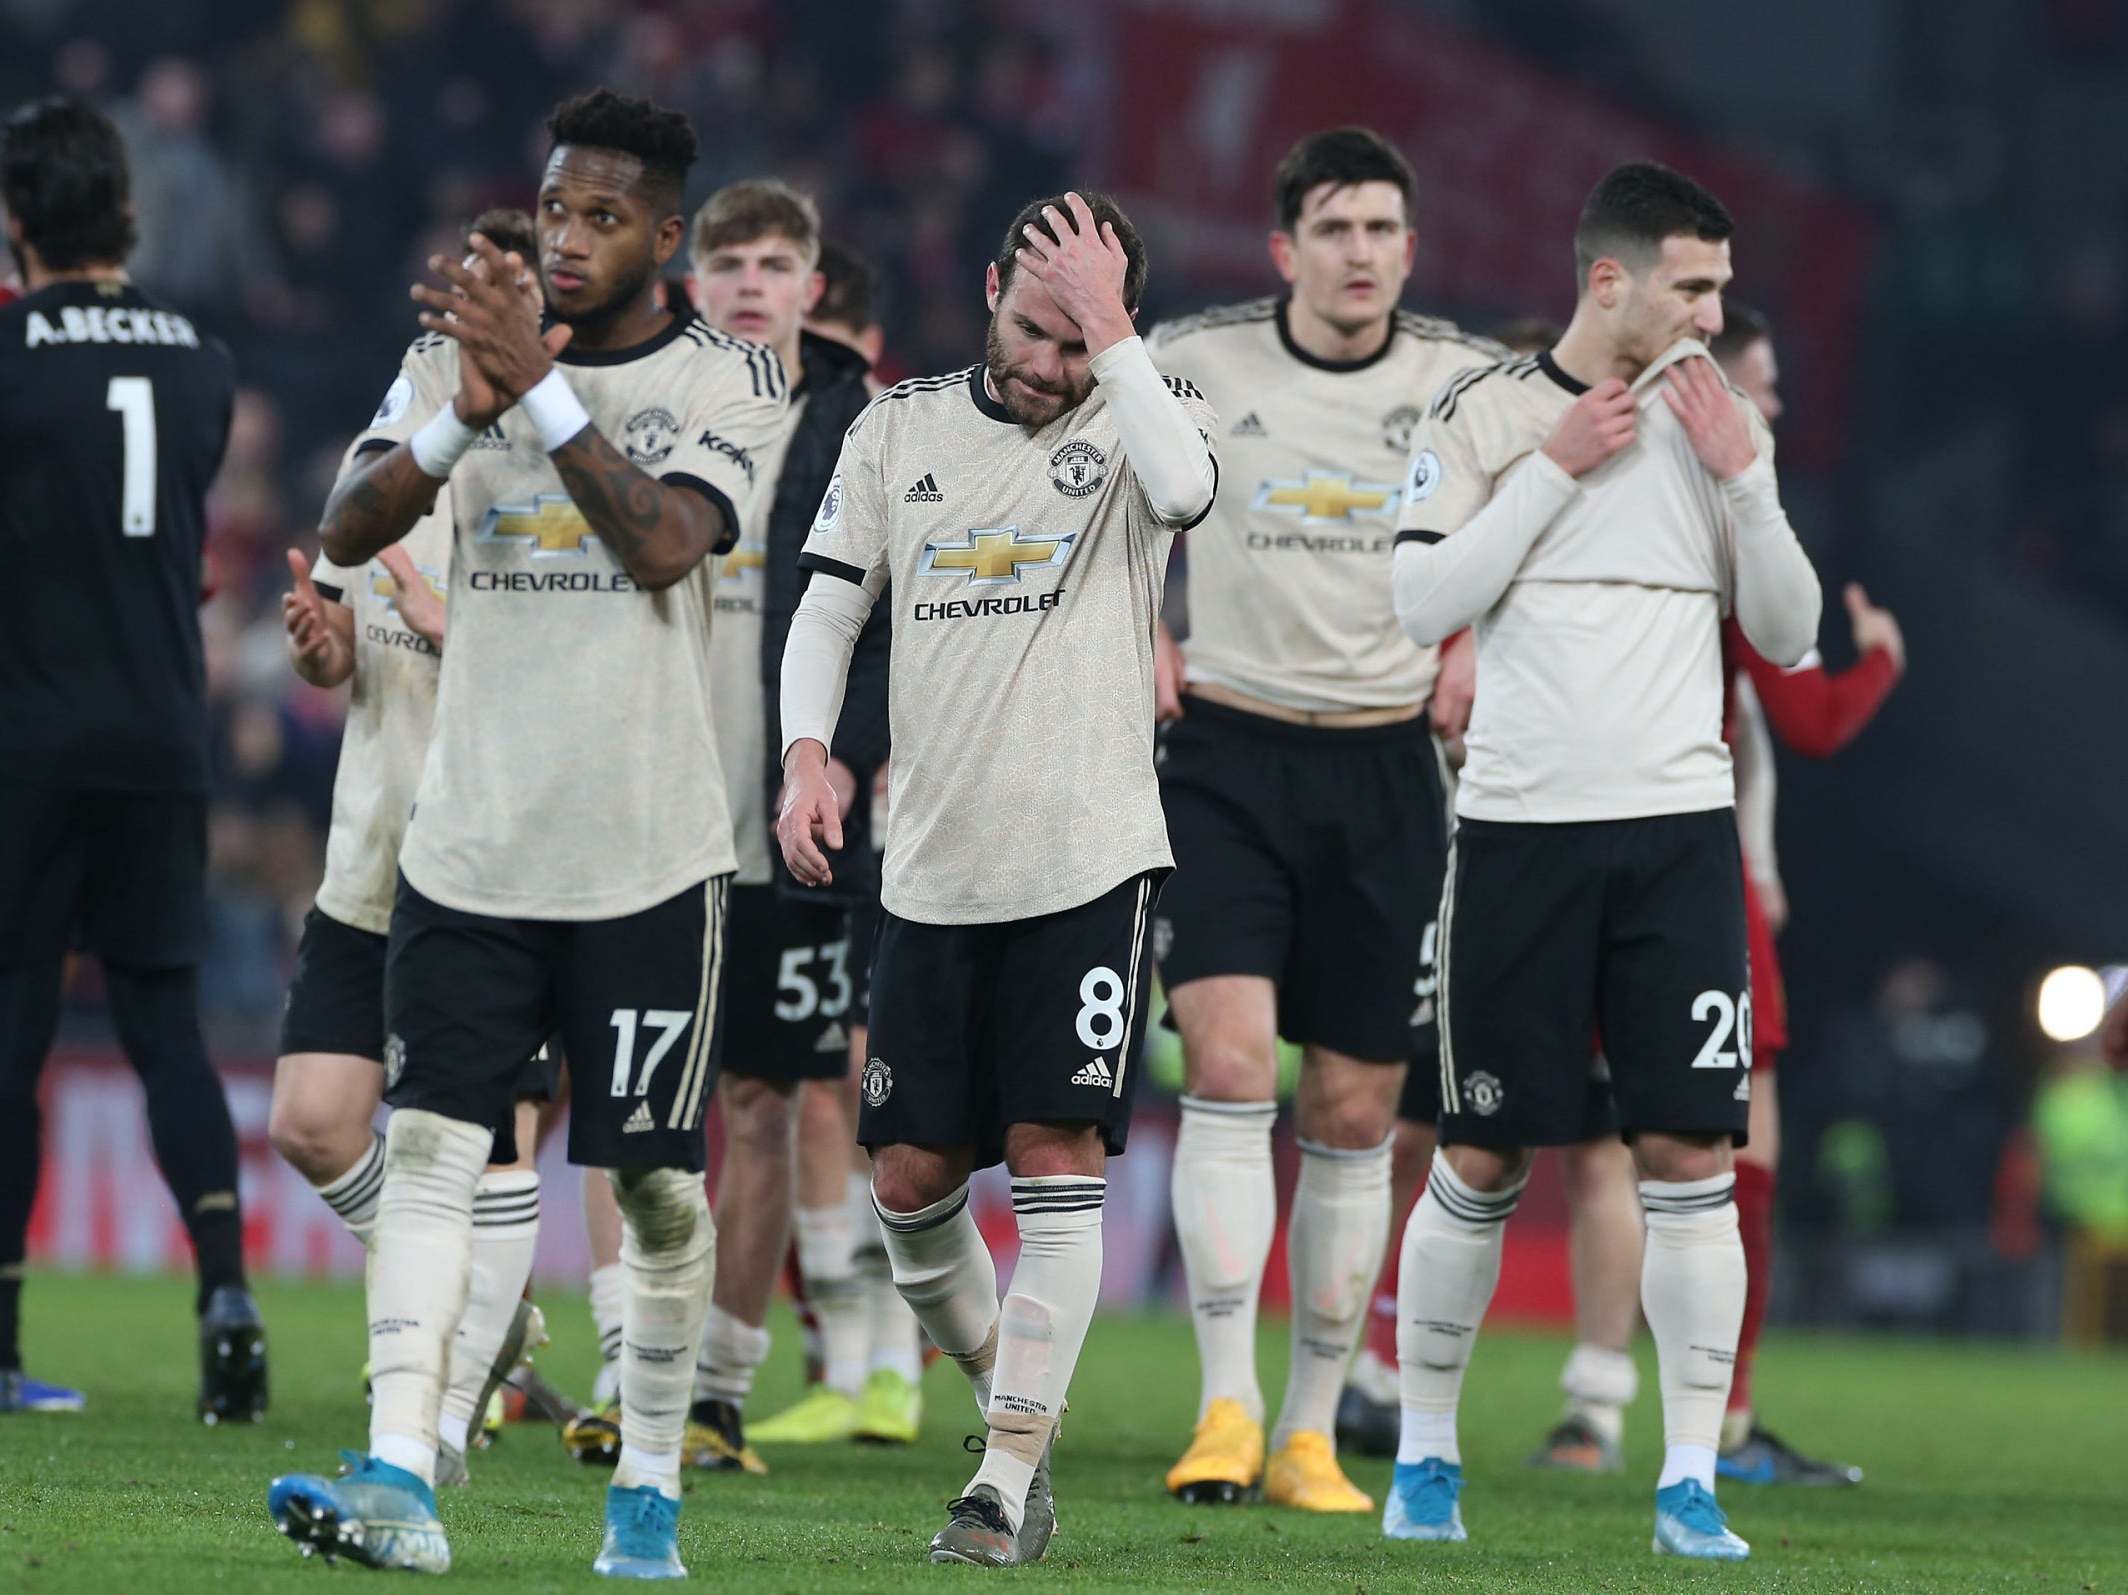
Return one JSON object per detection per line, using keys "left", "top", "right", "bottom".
{"left": 3, "top": 1270, "right": 2125, "bottom": 1592}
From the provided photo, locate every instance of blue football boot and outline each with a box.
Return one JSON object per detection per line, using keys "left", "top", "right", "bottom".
{"left": 1652, "top": 1478, "right": 1750, "bottom": 1560}
{"left": 1382, "top": 1457, "right": 1468, "bottom": 1542}
{"left": 594, "top": 1483, "right": 686, "bottom": 1579}
{"left": 0, "top": 1371, "right": 86, "bottom": 1412}
{"left": 268, "top": 1451, "right": 450, "bottom": 1572}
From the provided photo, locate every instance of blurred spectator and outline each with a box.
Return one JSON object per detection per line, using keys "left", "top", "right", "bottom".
{"left": 2031, "top": 1049, "right": 2128, "bottom": 1240}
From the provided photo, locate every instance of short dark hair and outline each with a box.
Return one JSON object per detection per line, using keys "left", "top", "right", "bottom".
{"left": 690, "top": 178, "right": 820, "bottom": 266}
{"left": 812, "top": 239, "right": 877, "bottom": 335}
{"left": 1709, "top": 301, "right": 1771, "bottom": 363}
{"left": 1572, "top": 161, "right": 1732, "bottom": 282}
{"left": 466, "top": 206, "right": 536, "bottom": 262}
{"left": 1272, "top": 127, "right": 1414, "bottom": 234}
{"left": 993, "top": 191, "right": 1148, "bottom": 316}
{"left": 1, "top": 96, "right": 136, "bottom": 270}
{"left": 545, "top": 88, "right": 697, "bottom": 213}
{"left": 1492, "top": 315, "right": 1564, "bottom": 356}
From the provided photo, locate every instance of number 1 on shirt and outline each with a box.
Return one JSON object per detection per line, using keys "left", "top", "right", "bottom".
{"left": 106, "top": 376, "right": 157, "bottom": 537}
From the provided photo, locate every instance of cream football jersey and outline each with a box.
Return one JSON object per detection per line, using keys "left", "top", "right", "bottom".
{"left": 353, "top": 315, "right": 787, "bottom": 919}
{"left": 800, "top": 364, "right": 1219, "bottom": 925}
{"left": 1397, "top": 339, "right": 1789, "bottom": 824}
{"left": 309, "top": 477, "right": 452, "bottom": 936}
{"left": 1146, "top": 297, "right": 1503, "bottom": 712}
{"left": 708, "top": 392, "right": 805, "bottom": 887}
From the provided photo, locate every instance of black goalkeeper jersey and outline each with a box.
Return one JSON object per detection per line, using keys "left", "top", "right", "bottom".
{"left": 0, "top": 280, "right": 234, "bottom": 792}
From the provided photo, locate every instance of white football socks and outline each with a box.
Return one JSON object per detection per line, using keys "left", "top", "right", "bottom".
{"left": 611, "top": 1167, "right": 716, "bottom": 1503}
{"left": 875, "top": 1182, "right": 999, "bottom": 1418}
{"left": 366, "top": 1110, "right": 494, "bottom": 1483}
{"left": 1641, "top": 1175, "right": 1744, "bottom": 1492}
{"left": 966, "top": 1177, "right": 1105, "bottom": 1534}
{"left": 1394, "top": 1151, "right": 1526, "bottom": 1467}
{"left": 437, "top": 1170, "right": 540, "bottom": 1454}
{"left": 315, "top": 1130, "right": 385, "bottom": 1248}
{"left": 1171, "top": 1095, "right": 1277, "bottom": 1423}
{"left": 855, "top": 1167, "right": 924, "bottom": 1383}
{"left": 1559, "top": 1341, "right": 1639, "bottom": 1450}
{"left": 795, "top": 1185, "right": 866, "bottom": 1397}
{"left": 1272, "top": 1136, "right": 1392, "bottom": 1453}
{"left": 588, "top": 1261, "right": 625, "bottom": 1407}
{"left": 693, "top": 1301, "right": 771, "bottom": 1408}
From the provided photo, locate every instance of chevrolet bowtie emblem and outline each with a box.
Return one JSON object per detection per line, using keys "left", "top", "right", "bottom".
{"left": 919, "top": 525, "right": 1075, "bottom": 585}
{"left": 478, "top": 493, "right": 600, "bottom": 557}
{"left": 720, "top": 546, "right": 765, "bottom": 579}
{"left": 1253, "top": 472, "right": 1399, "bottom": 522}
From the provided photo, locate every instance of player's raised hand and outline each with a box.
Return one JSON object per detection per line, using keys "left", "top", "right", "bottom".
{"left": 1663, "top": 355, "right": 1756, "bottom": 481}
{"left": 377, "top": 544, "right": 446, "bottom": 652}
{"left": 777, "top": 740, "right": 845, "bottom": 888}
{"left": 1843, "top": 582, "right": 1907, "bottom": 676}
{"left": 282, "top": 548, "right": 351, "bottom": 685}
{"left": 411, "top": 235, "right": 572, "bottom": 425}
{"left": 1014, "top": 192, "right": 1135, "bottom": 354}
{"left": 1541, "top": 377, "right": 1637, "bottom": 478}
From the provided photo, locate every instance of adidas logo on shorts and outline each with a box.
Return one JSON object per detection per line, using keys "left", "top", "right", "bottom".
{"left": 816, "top": 1021, "right": 848, "bottom": 1055}
{"left": 903, "top": 472, "right": 944, "bottom": 503}
{"left": 622, "top": 1101, "right": 656, "bottom": 1134}
{"left": 1069, "top": 1057, "right": 1116, "bottom": 1089}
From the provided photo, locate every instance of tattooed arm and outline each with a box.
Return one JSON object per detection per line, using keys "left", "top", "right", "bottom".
{"left": 319, "top": 444, "right": 446, "bottom": 568}
{"left": 549, "top": 427, "right": 727, "bottom": 591}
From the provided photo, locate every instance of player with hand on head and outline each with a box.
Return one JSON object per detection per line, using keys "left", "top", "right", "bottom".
{"left": 272, "top": 211, "right": 569, "bottom": 1489}
{"left": 0, "top": 95, "right": 264, "bottom": 1424}
{"left": 778, "top": 190, "right": 1215, "bottom": 1566}
{"left": 1384, "top": 161, "right": 1820, "bottom": 1561}
{"left": 266, "top": 88, "right": 787, "bottom": 1580}
{"left": 1143, "top": 127, "right": 1502, "bottom": 1513}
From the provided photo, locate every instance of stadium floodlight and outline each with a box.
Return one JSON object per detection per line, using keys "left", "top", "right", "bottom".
{"left": 2036, "top": 965, "right": 2107, "bottom": 1042}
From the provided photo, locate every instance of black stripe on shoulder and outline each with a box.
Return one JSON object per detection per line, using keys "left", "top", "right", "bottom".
{"left": 1508, "top": 354, "right": 1546, "bottom": 381}
{"left": 410, "top": 333, "right": 447, "bottom": 354}
{"left": 1395, "top": 311, "right": 1512, "bottom": 362}
{"left": 846, "top": 368, "right": 971, "bottom": 438}
{"left": 1395, "top": 528, "right": 1446, "bottom": 547}
{"left": 1429, "top": 360, "right": 1514, "bottom": 423}
{"left": 799, "top": 551, "right": 869, "bottom": 588}
{"left": 1161, "top": 374, "right": 1206, "bottom": 403}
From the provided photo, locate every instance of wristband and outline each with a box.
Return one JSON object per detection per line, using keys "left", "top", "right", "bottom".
{"left": 409, "top": 406, "right": 476, "bottom": 478}
{"left": 521, "top": 368, "right": 591, "bottom": 453}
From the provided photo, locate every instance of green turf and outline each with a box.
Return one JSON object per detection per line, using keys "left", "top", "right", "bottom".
{"left": 4, "top": 1270, "right": 2125, "bottom": 1592}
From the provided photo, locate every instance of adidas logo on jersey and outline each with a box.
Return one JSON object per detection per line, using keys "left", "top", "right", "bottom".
{"left": 816, "top": 1022, "right": 848, "bottom": 1055}
{"left": 1230, "top": 412, "right": 1267, "bottom": 437}
{"left": 471, "top": 421, "right": 509, "bottom": 451}
{"left": 1069, "top": 1057, "right": 1116, "bottom": 1089}
{"left": 904, "top": 472, "right": 945, "bottom": 503}
{"left": 622, "top": 1101, "right": 656, "bottom": 1134}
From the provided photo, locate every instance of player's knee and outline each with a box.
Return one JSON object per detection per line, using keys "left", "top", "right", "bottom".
{"left": 1181, "top": 1033, "right": 1276, "bottom": 1102}
{"left": 869, "top": 1146, "right": 956, "bottom": 1216}
{"left": 1441, "top": 1140, "right": 1532, "bottom": 1193}
{"left": 1631, "top": 1131, "right": 1731, "bottom": 1186}
{"left": 721, "top": 1075, "right": 796, "bottom": 1158}
{"left": 1296, "top": 1093, "right": 1394, "bottom": 1151}
{"left": 611, "top": 1165, "right": 711, "bottom": 1256}
{"left": 267, "top": 1094, "right": 357, "bottom": 1181}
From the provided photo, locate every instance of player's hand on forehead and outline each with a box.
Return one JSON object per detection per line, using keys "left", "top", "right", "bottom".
{"left": 1014, "top": 191, "right": 1131, "bottom": 343}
